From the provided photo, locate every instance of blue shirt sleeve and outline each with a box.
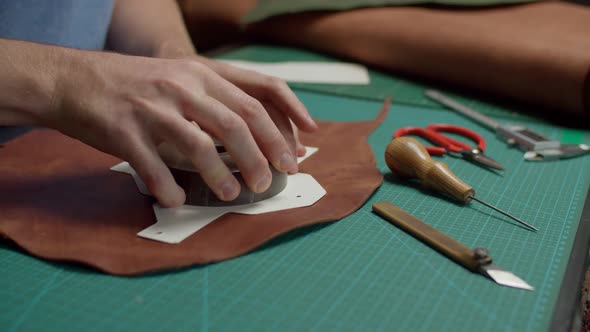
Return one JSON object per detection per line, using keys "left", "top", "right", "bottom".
{"left": 0, "top": 0, "right": 114, "bottom": 50}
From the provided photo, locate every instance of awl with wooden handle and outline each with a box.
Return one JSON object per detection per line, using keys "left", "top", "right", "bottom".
{"left": 385, "top": 137, "right": 538, "bottom": 232}
{"left": 372, "top": 201, "right": 534, "bottom": 290}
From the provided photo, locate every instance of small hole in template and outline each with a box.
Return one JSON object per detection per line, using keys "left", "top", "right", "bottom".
{"left": 156, "top": 231, "right": 163, "bottom": 235}
{"left": 296, "top": 195, "right": 302, "bottom": 198}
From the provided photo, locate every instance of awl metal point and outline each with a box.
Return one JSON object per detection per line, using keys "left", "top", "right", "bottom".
{"left": 385, "top": 136, "right": 538, "bottom": 232}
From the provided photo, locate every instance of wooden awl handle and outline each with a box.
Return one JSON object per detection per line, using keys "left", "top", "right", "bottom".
{"left": 385, "top": 137, "right": 474, "bottom": 203}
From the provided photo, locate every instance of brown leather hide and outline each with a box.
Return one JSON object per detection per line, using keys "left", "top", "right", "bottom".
{"left": 177, "top": 0, "right": 256, "bottom": 51}
{"left": 247, "top": 1, "right": 590, "bottom": 118}
{"left": 0, "top": 100, "right": 388, "bottom": 275}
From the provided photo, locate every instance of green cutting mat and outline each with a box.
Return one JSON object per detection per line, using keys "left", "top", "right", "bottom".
{"left": 2, "top": 92, "right": 590, "bottom": 332}
{"left": 3, "top": 45, "right": 590, "bottom": 331}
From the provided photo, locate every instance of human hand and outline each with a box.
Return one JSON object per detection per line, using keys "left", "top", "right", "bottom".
{"left": 47, "top": 50, "right": 317, "bottom": 207}
{"left": 190, "top": 55, "right": 313, "bottom": 157}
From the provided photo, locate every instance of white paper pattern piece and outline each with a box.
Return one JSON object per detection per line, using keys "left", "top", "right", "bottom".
{"left": 111, "top": 146, "right": 324, "bottom": 244}
{"left": 140, "top": 173, "right": 325, "bottom": 243}
{"left": 111, "top": 162, "right": 150, "bottom": 195}
{"left": 298, "top": 146, "right": 318, "bottom": 164}
{"left": 220, "top": 60, "right": 370, "bottom": 85}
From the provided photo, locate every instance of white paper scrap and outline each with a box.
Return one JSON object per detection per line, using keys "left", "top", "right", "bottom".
{"left": 220, "top": 60, "right": 370, "bottom": 85}
{"left": 298, "top": 146, "right": 318, "bottom": 164}
{"left": 111, "top": 162, "right": 150, "bottom": 195}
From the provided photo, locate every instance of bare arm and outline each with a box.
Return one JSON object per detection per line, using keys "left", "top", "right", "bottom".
{"left": 106, "top": 0, "right": 316, "bottom": 153}
{"left": 107, "top": 0, "right": 195, "bottom": 58}
{"left": 0, "top": 39, "right": 61, "bottom": 126}
{"left": 0, "top": 2, "right": 316, "bottom": 208}
{"left": 0, "top": 39, "right": 274, "bottom": 207}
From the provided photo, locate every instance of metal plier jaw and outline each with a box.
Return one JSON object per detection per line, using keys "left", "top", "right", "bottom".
{"left": 524, "top": 144, "right": 590, "bottom": 161}
{"left": 457, "top": 149, "right": 505, "bottom": 170}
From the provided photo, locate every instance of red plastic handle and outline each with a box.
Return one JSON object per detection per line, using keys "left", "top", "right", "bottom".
{"left": 393, "top": 124, "right": 487, "bottom": 155}
{"left": 426, "top": 124, "right": 487, "bottom": 152}
{"left": 393, "top": 127, "right": 447, "bottom": 156}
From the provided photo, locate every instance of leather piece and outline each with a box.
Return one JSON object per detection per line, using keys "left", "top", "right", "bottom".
{"left": 242, "top": 0, "right": 540, "bottom": 23}
{"left": 177, "top": 0, "right": 256, "bottom": 51}
{"left": 0, "top": 100, "right": 388, "bottom": 275}
{"left": 247, "top": 1, "right": 590, "bottom": 118}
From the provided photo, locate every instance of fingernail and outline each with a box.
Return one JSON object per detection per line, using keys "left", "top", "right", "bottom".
{"left": 173, "top": 184, "right": 187, "bottom": 206}
{"left": 254, "top": 171, "right": 272, "bottom": 193}
{"left": 279, "top": 152, "right": 297, "bottom": 172}
{"left": 161, "top": 184, "right": 186, "bottom": 208}
{"left": 221, "top": 180, "right": 239, "bottom": 200}
{"left": 308, "top": 116, "right": 318, "bottom": 128}
{"left": 297, "top": 144, "right": 307, "bottom": 157}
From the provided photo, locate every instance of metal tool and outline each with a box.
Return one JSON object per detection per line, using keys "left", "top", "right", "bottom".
{"left": 372, "top": 201, "right": 534, "bottom": 291}
{"left": 394, "top": 124, "right": 504, "bottom": 171}
{"left": 385, "top": 136, "right": 538, "bottom": 232}
{"left": 425, "top": 89, "right": 590, "bottom": 161}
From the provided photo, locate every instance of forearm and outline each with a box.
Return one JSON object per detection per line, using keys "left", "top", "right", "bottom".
{"left": 0, "top": 38, "right": 66, "bottom": 126}
{"left": 107, "top": 0, "right": 196, "bottom": 58}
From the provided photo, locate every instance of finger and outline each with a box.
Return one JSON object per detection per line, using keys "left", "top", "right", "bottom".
{"left": 260, "top": 76, "right": 318, "bottom": 133}
{"left": 123, "top": 132, "right": 186, "bottom": 208}
{"left": 241, "top": 73, "right": 318, "bottom": 132}
{"left": 155, "top": 73, "right": 274, "bottom": 193}
{"left": 202, "top": 59, "right": 318, "bottom": 133}
{"left": 193, "top": 97, "right": 273, "bottom": 193}
{"left": 204, "top": 75, "right": 298, "bottom": 174}
{"left": 158, "top": 79, "right": 273, "bottom": 193}
{"left": 297, "top": 143, "right": 307, "bottom": 157}
{"left": 291, "top": 119, "right": 307, "bottom": 157}
{"left": 154, "top": 112, "right": 241, "bottom": 201}
{"left": 265, "top": 103, "right": 299, "bottom": 173}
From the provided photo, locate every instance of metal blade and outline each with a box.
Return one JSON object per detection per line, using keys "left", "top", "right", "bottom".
{"left": 481, "top": 264, "right": 534, "bottom": 291}
{"left": 471, "top": 154, "right": 505, "bottom": 170}
{"left": 524, "top": 144, "right": 590, "bottom": 161}
{"left": 459, "top": 150, "right": 505, "bottom": 170}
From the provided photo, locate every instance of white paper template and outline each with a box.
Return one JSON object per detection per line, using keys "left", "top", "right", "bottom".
{"left": 220, "top": 60, "right": 370, "bottom": 85}
{"left": 111, "top": 146, "right": 325, "bottom": 243}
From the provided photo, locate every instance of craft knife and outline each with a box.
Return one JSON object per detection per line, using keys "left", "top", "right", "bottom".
{"left": 372, "top": 201, "right": 534, "bottom": 291}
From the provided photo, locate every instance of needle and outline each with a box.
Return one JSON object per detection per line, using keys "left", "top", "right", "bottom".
{"left": 470, "top": 196, "right": 538, "bottom": 232}
{"left": 385, "top": 136, "right": 538, "bottom": 232}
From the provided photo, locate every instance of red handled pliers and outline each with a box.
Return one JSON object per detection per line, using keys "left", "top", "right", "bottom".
{"left": 393, "top": 124, "right": 504, "bottom": 170}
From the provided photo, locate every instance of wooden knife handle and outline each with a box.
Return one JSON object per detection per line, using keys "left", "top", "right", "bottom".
{"left": 372, "top": 201, "right": 480, "bottom": 272}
